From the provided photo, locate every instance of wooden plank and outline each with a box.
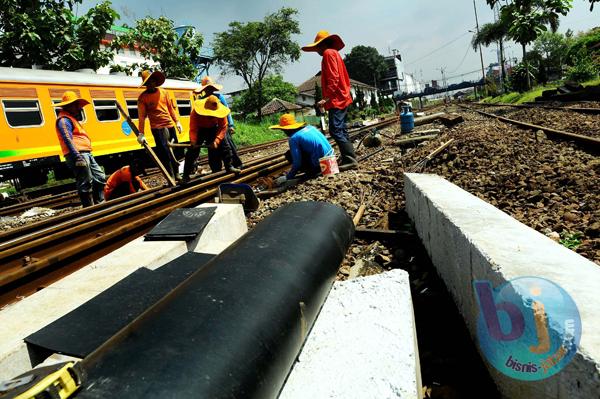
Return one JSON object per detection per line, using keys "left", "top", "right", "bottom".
{"left": 123, "top": 90, "right": 143, "bottom": 98}
{"left": 0, "top": 87, "right": 37, "bottom": 98}
{"left": 90, "top": 89, "right": 116, "bottom": 98}
{"left": 172, "top": 91, "right": 190, "bottom": 99}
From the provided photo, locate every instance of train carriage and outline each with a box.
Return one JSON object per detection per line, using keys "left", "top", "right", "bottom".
{"left": 0, "top": 67, "right": 199, "bottom": 188}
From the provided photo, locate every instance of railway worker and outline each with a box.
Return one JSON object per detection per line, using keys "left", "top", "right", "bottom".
{"left": 302, "top": 30, "right": 358, "bottom": 170}
{"left": 54, "top": 91, "right": 106, "bottom": 208}
{"left": 269, "top": 113, "right": 333, "bottom": 184}
{"left": 103, "top": 160, "right": 148, "bottom": 201}
{"left": 137, "top": 70, "right": 182, "bottom": 180}
{"left": 193, "top": 76, "right": 243, "bottom": 169}
{"left": 182, "top": 95, "right": 240, "bottom": 181}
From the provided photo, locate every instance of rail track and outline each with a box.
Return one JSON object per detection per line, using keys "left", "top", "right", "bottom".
{"left": 471, "top": 101, "right": 600, "bottom": 115}
{"left": 0, "top": 117, "right": 399, "bottom": 306}
{"left": 460, "top": 105, "right": 600, "bottom": 150}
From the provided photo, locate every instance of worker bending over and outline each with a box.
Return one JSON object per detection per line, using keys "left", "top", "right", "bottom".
{"left": 54, "top": 91, "right": 105, "bottom": 207}
{"left": 137, "top": 70, "right": 182, "bottom": 180}
{"left": 104, "top": 161, "right": 148, "bottom": 201}
{"left": 302, "top": 30, "right": 358, "bottom": 170}
{"left": 270, "top": 114, "right": 333, "bottom": 184}
{"left": 183, "top": 95, "right": 240, "bottom": 181}
{"left": 193, "top": 76, "right": 243, "bottom": 169}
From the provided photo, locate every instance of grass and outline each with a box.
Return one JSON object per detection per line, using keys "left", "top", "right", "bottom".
{"left": 559, "top": 231, "right": 583, "bottom": 250}
{"left": 481, "top": 77, "right": 600, "bottom": 104}
{"left": 233, "top": 121, "right": 286, "bottom": 147}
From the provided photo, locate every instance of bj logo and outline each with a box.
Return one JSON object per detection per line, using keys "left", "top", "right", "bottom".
{"left": 474, "top": 277, "right": 581, "bottom": 381}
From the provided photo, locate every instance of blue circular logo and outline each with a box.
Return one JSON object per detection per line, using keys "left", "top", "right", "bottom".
{"left": 121, "top": 121, "right": 132, "bottom": 136}
{"left": 474, "top": 277, "right": 581, "bottom": 381}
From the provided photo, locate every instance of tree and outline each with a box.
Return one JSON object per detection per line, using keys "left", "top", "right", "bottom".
{"left": 532, "top": 31, "right": 571, "bottom": 79}
{"left": 484, "top": 0, "right": 573, "bottom": 90}
{"left": 472, "top": 20, "right": 509, "bottom": 88}
{"left": 313, "top": 81, "right": 323, "bottom": 116}
{"left": 0, "top": 0, "right": 118, "bottom": 71}
{"left": 213, "top": 8, "right": 301, "bottom": 120}
{"left": 354, "top": 87, "right": 365, "bottom": 110}
{"left": 232, "top": 74, "right": 297, "bottom": 116}
{"left": 112, "top": 17, "right": 203, "bottom": 79}
{"left": 344, "top": 46, "right": 387, "bottom": 87}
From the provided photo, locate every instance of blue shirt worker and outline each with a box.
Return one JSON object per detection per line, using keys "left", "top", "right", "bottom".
{"left": 194, "top": 76, "right": 243, "bottom": 168}
{"left": 269, "top": 114, "right": 333, "bottom": 180}
{"left": 54, "top": 91, "right": 106, "bottom": 207}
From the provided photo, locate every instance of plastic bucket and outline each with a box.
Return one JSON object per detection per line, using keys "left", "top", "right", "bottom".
{"left": 319, "top": 154, "right": 339, "bottom": 176}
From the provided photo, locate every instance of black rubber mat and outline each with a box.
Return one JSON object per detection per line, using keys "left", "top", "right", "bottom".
{"left": 144, "top": 207, "right": 217, "bottom": 241}
{"left": 25, "top": 252, "right": 214, "bottom": 358}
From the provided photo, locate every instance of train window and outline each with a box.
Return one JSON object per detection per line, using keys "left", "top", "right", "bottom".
{"left": 177, "top": 99, "right": 191, "bottom": 117}
{"left": 2, "top": 100, "right": 44, "bottom": 127}
{"left": 93, "top": 100, "right": 120, "bottom": 122}
{"left": 126, "top": 100, "right": 138, "bottom": 119}
{"left": 52, "top": 100, "right": 87, "bottom": 122}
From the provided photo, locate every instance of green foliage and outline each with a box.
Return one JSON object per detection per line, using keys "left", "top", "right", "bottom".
{"left": 531, "top": 31, "right": 571, "bottom": 79}
{"left": 112, "top": 17, "right": 203, "bottom": 79}
{"left": 565, "top": 27, "right": 600, "bottom": 66}
{"left": 213, "top": 7, "right": 301, "bottom": 119}
{"left": 343, "top": 45, "right": 387, "bottom": 86}
{"left": 559, "top": 231, "right": 582, "bottom": 250}
{"left": 471, "top": 20, "right": 509, "bottom": 50}
{"left": 565, "top": 49, "right": 598, "bottom": 82}
{"left": 313, "top": 81, "right": 323, "bottom": 116}
{"left": 232, "top": 121, "right": 286, "bottom": 147}
{"left": 0, "top": 0, "right": 118, "bottom": 71}
{"left": 509, "top": 62, "right": 538, "bottom": 92}
{"left": 370, "top": 93, "right": 379, "bottom": 108}
{"left": 231, "top": 75, "right": 298, "bottom": 116}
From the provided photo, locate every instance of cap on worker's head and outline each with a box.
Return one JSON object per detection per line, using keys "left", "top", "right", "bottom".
{"left": 302, "top": 30, "right": 345, "bottom": 52}
{"left": 194, "top": 95, "right": 230, "bottom": 118}
{"left": 269, "top": 113, "right": 307, "bottom": 130}
{"left": 193, "top": 76, "right": 223, "bottom": 94}
{"left": 140, "top": 70, "right": 166, "bottom": 87}
{"left": 53, "top": 91, "right": 90, "bottom": 108}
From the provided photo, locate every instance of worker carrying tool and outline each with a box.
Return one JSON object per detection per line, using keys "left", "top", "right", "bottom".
{"left": 183, "top": 95, "right": 240, "bottom": 181}
{"left": 193, "top": 76, "right": 243, "bottom": 169}
{"left": 302, "top": 30, "right": 358, "bottom": 170}
{"left": 136, "top": 70, "right": 182, "bottom": 181}
{"left": 103, "top": 160, "right": 149, "bottom": 201}
{"left": 54, "top": 91, "right": 106, "bottom": 208}
{"left": 269, "top": 113, "right": 333, "bottom": 185}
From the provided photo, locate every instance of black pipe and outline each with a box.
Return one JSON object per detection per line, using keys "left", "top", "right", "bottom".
{"left": 77, "top": 201, "right": 354, "bottom": 399}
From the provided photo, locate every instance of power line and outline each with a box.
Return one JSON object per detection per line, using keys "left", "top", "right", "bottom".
{"left": 448, "top": 43, "right": 472, "bottom": 74}
{"left": 406, "top": 30, "right": 472, "bottom": 66}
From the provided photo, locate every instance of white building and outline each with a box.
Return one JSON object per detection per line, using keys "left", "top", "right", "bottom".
{"left": 97, "top": 25, "right": 159, "bottom": 75}
{"left": 379, "top": 54, "right": 423, "bottom": 97}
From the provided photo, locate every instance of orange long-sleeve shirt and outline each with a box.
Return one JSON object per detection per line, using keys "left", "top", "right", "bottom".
{"left": 103, "top": 166, "right": 148, "bottom": 200}
{"left": 321, "top": 48, "right": 353, "bottom": 110}
{"left": 189, "top": 109, "right": 228, "bottom": 147}
{"left": 137, "top": 87, "right": 179, "bottom": 134}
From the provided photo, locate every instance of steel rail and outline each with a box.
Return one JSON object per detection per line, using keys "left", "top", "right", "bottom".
{"left": 461, "top": 105, "right": 600, "bottom": 150}
{"left": 470, "top": 102, "right": 600, "bottom": 115}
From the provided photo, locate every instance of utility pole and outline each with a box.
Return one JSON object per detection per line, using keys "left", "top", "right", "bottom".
{"left": 473, "top": 0, "right": 487, "bottom": 96}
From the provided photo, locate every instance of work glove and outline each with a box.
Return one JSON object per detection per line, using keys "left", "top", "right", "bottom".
{"left": 75, "top": 156, "right": 87, "bottom": 168}
{"left": 274, "top": 175, "right": 287, "bottom": 186}
{"left": 137, "top": 134, "right": 147, "bottom": 145}
{"left": 228, "top": 126, "right": 235, "bottom": 135}
{"left": 176, "top": 121, "right": 183, "bottom": 133}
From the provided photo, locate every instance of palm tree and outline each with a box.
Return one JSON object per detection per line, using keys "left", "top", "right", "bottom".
{"left": 472, "top": 20, "right": 509, "bottom": 89}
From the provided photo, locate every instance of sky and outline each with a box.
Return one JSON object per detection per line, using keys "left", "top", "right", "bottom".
{"left": 78, "top": 0, "right": 599, "bottom": 91}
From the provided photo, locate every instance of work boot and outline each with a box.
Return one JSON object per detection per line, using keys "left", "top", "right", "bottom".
{"left": 79, "top": 192, "right": 94, "bottom": 208}
{"left": 226, "top": 166, "right": 241, "bottom": 174}
{"left": 337, "top": 141, "right": 358, "bottom": 171}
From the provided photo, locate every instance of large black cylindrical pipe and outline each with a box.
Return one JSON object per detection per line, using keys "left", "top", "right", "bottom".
{"left": 77, "top": 201, "right": 354, "bottom": 399}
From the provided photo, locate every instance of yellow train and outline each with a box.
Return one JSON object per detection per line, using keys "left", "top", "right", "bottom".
{"left": 0, "top": 67, "right": 199, "bottom": 188}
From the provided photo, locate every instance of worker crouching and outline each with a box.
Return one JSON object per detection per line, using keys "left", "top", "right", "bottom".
{"left": 104, "top": 161, "right": 148, "bottom": 201}
{"left": 183, "top": 95, "right": 240, "bottom": 181}
{"left": 54, "top": 91, "right": 106, "bottom": 207}
{"left": 270, "top": 114, "right": 333, "bottom": 185}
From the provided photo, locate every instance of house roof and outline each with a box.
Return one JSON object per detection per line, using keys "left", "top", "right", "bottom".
{"left": 261, "top": 98, "right": 303, "bottom": 115}
{"left": 297, "top": 72, "right": 377, "bottom": 95}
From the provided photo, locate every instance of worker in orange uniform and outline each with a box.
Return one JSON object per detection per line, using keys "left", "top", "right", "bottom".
{"left": 54, "top": 91, "right": 106, "bottom": 207}
{"left": 103, "top": 161, "right": 148, "bottom": 201}
{"left": 302, "top": 30, "right": 358, "bottom": 170}
{"left": 182, "top": 95, "right": 240, "bottom": 181}
{"left": 137, "top": 70, "right": 182, "bottom": 180}
{"left": 193, "top": 76, "right": 243, "bottom": 169}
